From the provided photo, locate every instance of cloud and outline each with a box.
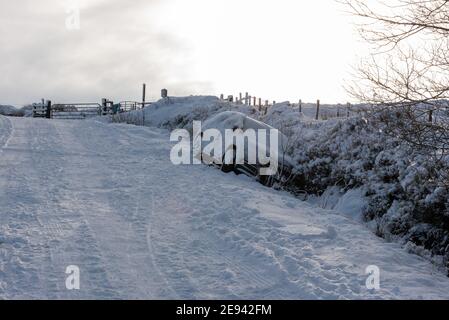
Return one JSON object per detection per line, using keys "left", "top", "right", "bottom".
{"left": 0, "top": 0, "right": 211, "bottom": 105}
{"left": 0, "top": 0, "right": 366, "bottom": 105}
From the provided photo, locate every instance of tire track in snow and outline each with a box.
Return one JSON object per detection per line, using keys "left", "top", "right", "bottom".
{"left": 30, "top": 120, "right": 121, "bottom": 299}
{"left": 100, "top": 123, "right": 234, "bottom": 298}
{"left": 57, "top": 120, "right": 173, "bottom": 298}
{"left": 100, "top": 123, "right": 352, "bottom": 299}
{"left": 105, "top": 122, "right": 181, "bottom": 298}
{"left": 0, "top": 116, "right": 13, "bottom": 152}
{"left": 88, "top": 121, "right": 216, "bottom": 299}
{"left": 0, "top": 119, "right": 65, "bottom": 298}
{"left": 0, "top": 119, "right": 119, "bottom": 299}
{"left": 139, "top": 167, "right": 293, "bottom": 298}
{"left": 0, "top": 118, "right": 59, "bottom": 299}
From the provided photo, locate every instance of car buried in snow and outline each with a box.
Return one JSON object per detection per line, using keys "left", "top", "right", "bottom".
{"left": 193, "top": 111, "right": 294, "bottom": 187}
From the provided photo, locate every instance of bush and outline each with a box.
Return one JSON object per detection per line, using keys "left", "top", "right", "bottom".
{"left": 282, "top": 115, "right": 449, "bottom": 273}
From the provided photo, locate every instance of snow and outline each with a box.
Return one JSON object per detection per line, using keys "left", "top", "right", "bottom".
{"left": 0, "top": 105, "right": 23, "bottom": 117}
{"left": 334, "top": 189, "right": 367, "bottom": 222}
{"left": 106, "top": 96, "right": 449, "bottom": 274}
{"left": 0, "top": 116, "right": 13, "bottom": 151}
{"left": 1, "top": 115, "right": 449, "bottom": 299}
{"left": 109, "top": 96, "right": 357, "bottom": 131}
{"left": 201, "top": 111, "right": 247, "bottom": 134}
{"left": 147, "top": 96, "right": 224, "bottom": 127}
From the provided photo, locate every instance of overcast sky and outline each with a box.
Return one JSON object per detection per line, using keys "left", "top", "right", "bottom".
{"left": 0, "top": 0, "right": 368, "bottom": 106}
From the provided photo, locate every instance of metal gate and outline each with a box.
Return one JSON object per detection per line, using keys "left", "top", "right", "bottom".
{"left": 32, "top": 99, "right": 153, "bottom": 119}
{"left": 118, "top": 101, "right": 152, "bottom": 112}
{"left": 50, "top": 103, "right": 102, "bottom": 120}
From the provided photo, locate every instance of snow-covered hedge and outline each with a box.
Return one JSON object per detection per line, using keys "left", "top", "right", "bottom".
{"left": 279, "top": 114, "right": 449, "bottom": 273}
{"left": 111, "top": 96, "right": 262, "bottom": 130}
{"left": 0, "top": 105, "right": 24, "bottom": 117}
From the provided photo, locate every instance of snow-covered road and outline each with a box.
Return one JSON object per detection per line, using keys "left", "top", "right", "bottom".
{"left": 1, "top": 116, "right": 449, "bottom": 299}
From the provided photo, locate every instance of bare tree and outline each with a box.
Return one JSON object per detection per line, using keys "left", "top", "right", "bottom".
{"left": 342, "top": 0, "right": 449, "bottom": 156}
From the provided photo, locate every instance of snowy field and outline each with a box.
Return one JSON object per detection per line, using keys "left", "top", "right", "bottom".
{"left": 1, "top": 115, "right": 449, "bottom": 299}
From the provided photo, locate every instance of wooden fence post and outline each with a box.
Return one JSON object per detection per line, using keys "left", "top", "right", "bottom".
{"left": 299, "top": 99, "right": 302, "bottom": 113}
{"left": 245, "top": 92, "right": 249, "bottom": 105}
{"left": 239, "top": 93, "right": 242, "bottom": 104}
{"left": 429, "top": 109, "right": 433, "bottom": 123}
{"left": 108, "top": 100, "right": 114, "bottom": 116}
{"left": 45, "top": 100, "right": 52, "bottom": 119}
{"left": 316, "top": 99, "right": 320, "bottom": 120}
{"left": 258, "top": 98, "right": 262, "bottom": 111}
{"left": 101, "top": 98, "right": 107, "bottom": 116}
{"left": 253, "top": 97, "right": 256, "bottom": 107}
{"left": 347, "top": 102, "right": 350, "bottom": 118}
{"left": 142, "top": 83, "right": 146, "bottom": 107}
{"left": 142, "top": 84, "right": 146, "bottom": 125}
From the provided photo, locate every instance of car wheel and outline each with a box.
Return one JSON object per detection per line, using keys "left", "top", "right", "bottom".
{"left": 258, "top": 174, "right": 274, "bottom": 187}
{"left": 221, "top": 148, "right": 236, "bottom": 173}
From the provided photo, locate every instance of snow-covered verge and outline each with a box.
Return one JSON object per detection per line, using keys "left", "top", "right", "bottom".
{"left": 282, "top": 116, "right": 449, "bottom": 273}
{"left": 107, "top": 96, "right": 449, "bottom": 275}
{"left": 0, "top": 105, "right": 24, "bottom": 117}
{"left": 260, "top": 105, "right": 449, "bottom": 274}
{"left": 2, "top": 117, "right": 449, "bottom": 299}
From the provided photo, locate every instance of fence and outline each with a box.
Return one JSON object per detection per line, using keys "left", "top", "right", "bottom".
{"left": 219, "top": 93, "right": 356, "bottom": 120}
{"left": 32, "top": 102, "right": 50, "bottom": 118}
{"left": 32, "top": 99, "right": 153, "bottom": 120}
{"left": 219, "top": 92, "right": 274, "bottom": 116}
{"left": 118, "top": 101, "right": 152, "bottom": 112}
{"left": 51, "top": 103, "right": 102, "bottom": 119}
{"left": 32, "top": 93, "right": 359, "bottom": 121}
